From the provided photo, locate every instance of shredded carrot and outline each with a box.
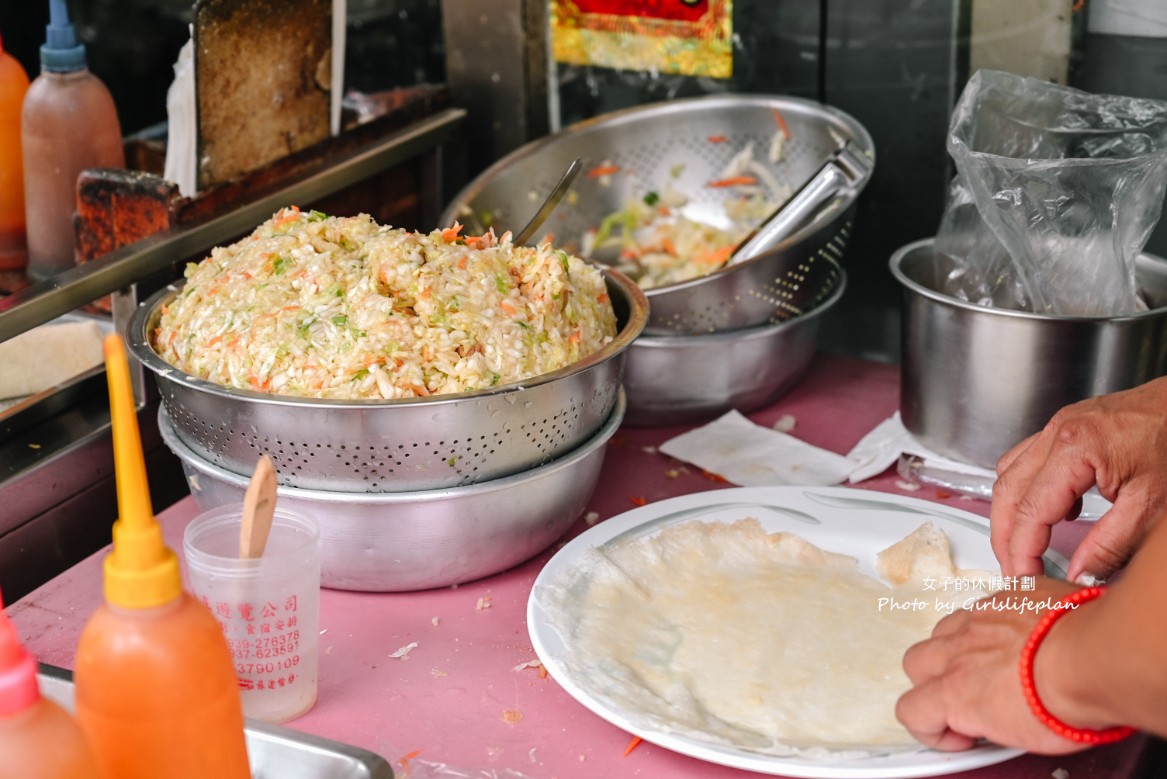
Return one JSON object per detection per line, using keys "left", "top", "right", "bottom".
{"left": 586, "top": 164, "right": 622, "bottom": 178}
{"left": 623, "top": 736, "right": 643, "bottom": 756}
{"left": 707, "top": 134, "right": 728, "bottom": 144}
{"left": 935, "top": 489, "right": 953, "bottom": 499}
{"left": 630, "top": 495, "right": 647, "bottom": 507}
{"left": 708, "top": 176, "right": 758, "bottom": 188}
{"left": 597, "top": 292, "right": 609, "bottom": 303}
{"left": 538, "top": 665, "right": 548, "bottom": 679}
{"left": 771, "top": 108, "right": 791, "bottom": 139}
{"left": 568, "top": 328, "right": 582, "bottom": 344}
{"left": 272, "top": 206, "right": 302, "bottom": 229}
{"left": 619, "top": 248, "right": 641, "bottom": 261}
{"left": 1072, "top": 0, "right": 1085, "bottom": 10}
{"left": 399, "top": 750, "right": 423, "bottom": 770}
{"left": 661, "top": 237, "right": 678, "bottom": 257}
{"left": 247, "top": 375, "right": 272, "bottom": 392}
{"left": 696, "top": 245, "right": 735, "bottom": 265}
{"left": 701, "top": 469, "right": 730, "bottom": 484}
{"left": 465, "top": 235, "right": 490, "bottom": 250}
{"left": 656, "top": 204, "right": 672, "bottom": 217}
{"left": 500, "top": 299, "right": 518, "bottom": 316}
{"left": 206, "top": 334, "right": 224, "bottom": 348}
{"left": 441, "top": 224, "right": 464, "bottom": 242}
{"left": 409, "top": 383, "right": 432, "bottom": 397}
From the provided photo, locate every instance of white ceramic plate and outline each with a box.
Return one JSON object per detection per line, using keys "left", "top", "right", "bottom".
{"left": 528, "top": 486, "right": 1067, "bottom": 779}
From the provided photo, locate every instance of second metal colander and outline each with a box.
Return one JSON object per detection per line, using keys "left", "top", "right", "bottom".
{"left": 440, "top": 93, "right": 875, "bottom": 335}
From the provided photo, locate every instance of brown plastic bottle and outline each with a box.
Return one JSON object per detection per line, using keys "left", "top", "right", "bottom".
{"left": 0, "top": 587, "right": 99, "bottom": 778}
{"left": 0, "top": 30, "right": 29, "bottom": 272}
{"left": 22, "top": 0, "right": 124, "bottom": 281}
{"left": 73, "top": 335, "right": 251, "bottom": 779}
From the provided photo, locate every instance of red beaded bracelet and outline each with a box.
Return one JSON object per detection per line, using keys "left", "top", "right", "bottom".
{"left": 1018, "top": 585, "right": 1136, "bottom": 745}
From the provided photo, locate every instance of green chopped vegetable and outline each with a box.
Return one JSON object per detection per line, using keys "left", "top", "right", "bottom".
{"left": 273, "top": 255, "right": 293, "bottom": 275}
{"left": 593, "top": 209, "right": 639, "bottom": 248}
{"left": 307, "top": 210, "right": 329, "bottom": 222}
{"left": 643, "top": 191, "right": 660, "bottom": 206}
{"left": 331, "top": 315, "right": 348, "bottom": 327}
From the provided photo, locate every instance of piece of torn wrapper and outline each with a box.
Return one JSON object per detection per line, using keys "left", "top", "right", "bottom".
{"left": 658, "top": 410, "right": 855, "bottom": 487}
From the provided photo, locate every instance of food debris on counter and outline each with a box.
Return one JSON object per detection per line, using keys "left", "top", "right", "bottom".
{"left": 895, "top": 480, "right": 921, "bottom": 492}
{"left": 475, "top": 596, "right": 493, "bottom": 610}
{"left": 502, "top": 709, "right": 524, "bottom": 724}
{"left": 512, "top": 658, "right": 547, "bottom": 679}
{"left": 430, "top": 668, "right": 447, "bottom": 677}
{"left": 389, "top": 641, "right": 419, "bottom": 660}
{"left": 623, "top": 736, "right": 644, "bottom": 757}
{"left": 431, "top": 616, "right": 440, "bottom": 627}
{"left": 584, "top": 511, "right": 600, "bottom": 526}
{"left": 773, "top": 414, "right": 797, "bottom": 433}
{"left": 629, "top": 496, "right": 648, "bottom": 507}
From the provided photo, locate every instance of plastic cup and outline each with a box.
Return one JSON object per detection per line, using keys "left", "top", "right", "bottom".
{"left": 183, "top": 505, "right": 321, "bottom": 724}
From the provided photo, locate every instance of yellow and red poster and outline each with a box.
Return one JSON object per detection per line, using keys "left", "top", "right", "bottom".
{"left": 551, "top": 0, "right": 733, "bottom": 78}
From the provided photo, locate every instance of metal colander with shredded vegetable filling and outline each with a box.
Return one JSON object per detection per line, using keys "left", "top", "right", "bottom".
{"left": 132, "top": 207, "right": 647, "bottom": 493}
{"left": 440, "top": 93, "right": 874, "bottom": 335}
{"left": 155, "top": 207, "right": 618, "bottom": 399}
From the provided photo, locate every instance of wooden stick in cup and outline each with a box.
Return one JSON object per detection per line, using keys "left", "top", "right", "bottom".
{"left": 240, "top": 455, "right": 277, "bottom": 559}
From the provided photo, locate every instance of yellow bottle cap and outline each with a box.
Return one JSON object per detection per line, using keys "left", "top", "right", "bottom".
{"left": 103, "top": 333, "right": 181, "bottom": 609}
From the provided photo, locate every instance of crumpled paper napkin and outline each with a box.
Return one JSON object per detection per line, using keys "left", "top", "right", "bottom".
{"left": 659, "top": 410, "right": 1113, "bottom": 517}
{"left": 845, "top": 411, "right": 988, "bottom": 484}
{"left": 658, "top": 410, "right": 856, "bottom": 487}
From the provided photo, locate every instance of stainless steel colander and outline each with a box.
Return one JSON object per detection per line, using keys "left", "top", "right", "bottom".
{"left": 128, "top": 271, "right": 647, "bottom": 493}
{"left": 439, "top": 94, "right": 875, "bottom": 335}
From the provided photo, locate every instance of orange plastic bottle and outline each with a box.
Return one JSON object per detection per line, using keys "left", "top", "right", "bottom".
{"left": 0, "top": 588, "right": 99, "bottom": 778}
{"left": 22, "top": 0, "right": 124, "bottom": 280}
{"left": 73, "top": 334, "right": 251, "bottom": 779}
{"left": 0, "top": 29, "right": 30, "bottom": 272}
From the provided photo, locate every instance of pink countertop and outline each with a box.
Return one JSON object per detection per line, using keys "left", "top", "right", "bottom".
{"left": 8, "top": 353, "right": 1150, "bottom": 779}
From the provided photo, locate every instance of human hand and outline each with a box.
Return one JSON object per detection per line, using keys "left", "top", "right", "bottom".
{"left": 990, "top": 377, "right": 1167, "bottom": 580}
{"left": 896, "top": 579, "right": 1086, "bottom": 753}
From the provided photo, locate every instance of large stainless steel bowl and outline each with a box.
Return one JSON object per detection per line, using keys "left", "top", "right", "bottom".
{"left": 129, "top": 271, "right": 646, "bottom": 493}
{"left": 623, "top": 270, "right": 846, "bottom": 426}
{"left": 162, "top": 390, "right": 625, "bottom": 592}
{"left": 439, "top": 93, "right": 873, "bottom": 335}
{"left": 893, "top": 238, "right": 1167, "bottom": 469}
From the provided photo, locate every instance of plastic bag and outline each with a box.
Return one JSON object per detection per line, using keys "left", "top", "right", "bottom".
{"left": 935, "top": 69, "right": 1167, "bottom": 316}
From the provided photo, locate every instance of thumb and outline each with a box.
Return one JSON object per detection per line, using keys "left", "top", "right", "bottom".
{"left": 1067, "top": 508, "right": 1150, "bottom": 581}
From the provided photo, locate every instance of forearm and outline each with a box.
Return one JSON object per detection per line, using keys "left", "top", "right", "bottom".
{"left": 1036, "top": 516, "right": 1167, "bottom": 736}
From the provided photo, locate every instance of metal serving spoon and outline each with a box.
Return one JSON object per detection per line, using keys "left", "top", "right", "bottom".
{"left": 513, "top": 158, "right": 583, "bottom": 246}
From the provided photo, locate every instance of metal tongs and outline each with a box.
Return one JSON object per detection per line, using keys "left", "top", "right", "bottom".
{"left": 726, "top": 135, "right": 873, "bottom": 267}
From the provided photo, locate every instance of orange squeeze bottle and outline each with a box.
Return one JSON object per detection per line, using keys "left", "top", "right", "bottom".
{"left": 0, "top": 29, "right": 29, "bottom": 272}
{"left": 73, "top": 334, "right": 250, "bottom": 779}
{"left": 0, "top": 588, "right": 99, "bottom": 778}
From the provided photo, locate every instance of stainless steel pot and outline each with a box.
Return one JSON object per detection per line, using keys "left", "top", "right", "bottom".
{"left": 892, "top": 238, "right": 1167, "bottom": 469}
{"left": 161, "top": 391, "right": 625, "bottom": 592}
{"left": 622, "top": 270, "right": 846, "bottom": 426}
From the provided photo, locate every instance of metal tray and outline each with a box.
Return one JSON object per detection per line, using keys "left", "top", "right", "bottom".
{"left": 37, "top": 664, "right": 394, "bottom": 779}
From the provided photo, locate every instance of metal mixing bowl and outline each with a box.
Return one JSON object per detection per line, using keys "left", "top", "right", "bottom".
{"left": 439, "top": 93, "right": 874, "bottom": 335}
{"left": 893, "top": 238, "right": 1167, "bottom": 469}
{"left": 128, "top": 271, "right": 647, "bottom": 493}
{"left": 161, "top": 390, "right": 625, "bottom": 592}
{"left": 623, "top": 270, "right": 846, "bottom": 426}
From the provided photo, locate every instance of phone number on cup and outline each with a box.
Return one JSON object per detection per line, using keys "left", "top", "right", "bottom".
{"left": 236, "top": 655, "right": 301, "bottom": 676}
{"left": 227, "top": 631, "right": 301, "bottom": 660}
